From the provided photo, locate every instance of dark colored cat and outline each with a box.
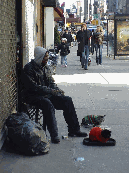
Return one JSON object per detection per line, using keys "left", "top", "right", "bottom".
{"left": 81, "top": 115, "right": 106, "bottom": 127}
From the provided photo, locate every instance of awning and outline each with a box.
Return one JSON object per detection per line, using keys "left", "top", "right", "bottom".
{"left": 54, "top": 7, "right": 64, "bottom": 18}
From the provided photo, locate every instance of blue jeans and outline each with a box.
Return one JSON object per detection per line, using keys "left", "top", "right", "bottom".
{"left": 61, "top": 55, "right": 67, "bottom": 65}
{"left": 95, "top": 44, "right": 103, "bottom": 64}
{"left": 81, "top": 45, "right": 89, "bottom": 70}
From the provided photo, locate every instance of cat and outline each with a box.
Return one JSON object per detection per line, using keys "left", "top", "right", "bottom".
{"left": 81, "top": 115, "right": 106, "bottom": 127}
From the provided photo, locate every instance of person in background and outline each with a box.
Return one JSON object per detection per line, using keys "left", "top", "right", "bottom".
{"left": 56, "top": 38, "right": 70, "bottom": 67}
{"left": 59, "top": 28, "right": 65, "bottom": 40}
{"left": 62, "top": 29, "right": 72, "bottom": 47}
{"left": 76, "top": 23, "right": 91, "bottom": 70}
{"left": 91, "top": 29, "right": 95, "bottom": 55}
{"left": 22, "top": 46, "right": 87, "bottom": 144}
{"left": 71, "top": 32, "right": 76, "bottom": 47}
{"left": 94, "top": 25, "right": 104, "bottom": 65}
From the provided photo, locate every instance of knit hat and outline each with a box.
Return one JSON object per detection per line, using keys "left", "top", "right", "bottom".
{"left": 34, "top": 46, "right": 47, "bottom": 66}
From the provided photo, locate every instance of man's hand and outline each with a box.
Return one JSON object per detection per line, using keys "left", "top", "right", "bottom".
{"left": 51, "top": 89, "right": 65, "bottom": 96}
{"left": 59, "top": 89, "right": 65, "bottom": 96}
{"left": 51, "top": 89, "right": 59, "bottom": 96}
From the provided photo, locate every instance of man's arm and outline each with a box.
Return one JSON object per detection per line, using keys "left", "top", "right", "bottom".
{"left": 76, "top": 31, "right": 80, "bottom": 42}
{"left": 23, "top": 63, "right": 57, "bottom": 97}
{"left": 45, "top": 66, "right": 65, "bottom": 96}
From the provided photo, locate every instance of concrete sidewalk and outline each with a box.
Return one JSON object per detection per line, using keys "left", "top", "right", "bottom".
{"left": 0, "top": 44, "right": 129, "bottom": 173}
{"left": 53, "top": 73, "right": 129, "bottom": 86}
{"left": 55, "top": 45, "right": 129, "bottom": 74}
{"left": 0, "top": 83, "right": 128, "bottom": 173}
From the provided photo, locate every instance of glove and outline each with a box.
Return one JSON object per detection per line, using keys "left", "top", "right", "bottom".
{"left": 52, "top": 89, "right": 65, "bottom": 96}
{"left": 58, "top": 89, "right": 65, "bottom": 96}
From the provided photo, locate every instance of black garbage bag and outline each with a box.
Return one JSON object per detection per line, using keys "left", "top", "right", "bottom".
{"left": 5, "top": 112, "right": 50, "bottom": 155}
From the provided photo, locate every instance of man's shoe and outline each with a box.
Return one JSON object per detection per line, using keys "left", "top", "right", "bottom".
{"left": 82, "top": 65, "right": 84, "bottom": 68}
{"left": 68, "top": 131, "right": 88, "bottom": 137}
{"left": 51, "top": 136, "right": 60, "bottom": 144}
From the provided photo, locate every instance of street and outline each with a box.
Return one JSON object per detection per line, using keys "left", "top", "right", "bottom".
{"left": 0, "top": 44, "right": 129, "bottom": 173}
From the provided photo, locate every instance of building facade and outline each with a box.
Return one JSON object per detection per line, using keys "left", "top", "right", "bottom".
{"left": 107, "top": 0, "right": 129, "bottom": 14}
{"left": 0, "top": 0, "right": 57, "bottom": 149}
{"left": 0, "top": 0, "right": 17, "bottom": 148}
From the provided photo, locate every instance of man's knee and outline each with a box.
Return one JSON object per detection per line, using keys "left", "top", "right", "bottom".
{"left": 63, "top": 96, "right": 73, "bottom": 103}
{"left": 37, "top": 97, "right": 54, "bottom": 110}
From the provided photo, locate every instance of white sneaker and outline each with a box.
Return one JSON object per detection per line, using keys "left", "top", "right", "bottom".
{"left": 65, "top": 65, "right": 67, "bottom": 67}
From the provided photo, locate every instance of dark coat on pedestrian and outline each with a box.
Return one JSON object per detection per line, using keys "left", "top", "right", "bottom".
{"left": 56, "top": 42, "right": 70, "bottom": 56}
{"left": 76, "top": 29, "right": 90, "bottom": 54}
{"left": 91, "top": 30, "right": 95, "bottom": 45}
{"left": 62, "top": 32, "right": 72, "bottom": 43}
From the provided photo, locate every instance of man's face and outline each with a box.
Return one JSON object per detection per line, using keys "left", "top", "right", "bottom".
{"left": 41, "top": 52, "right": 49, "bottom": 67}
{"left": 62, "top": 40, "right": 65, "bottom": 43}
{"left": 83, "top": 25, "right": 86, "bottom": 30}
{"left": 84, "top": 26, "right": 86, "bottom": 30}
{"left": 81, "top": 24, "right": 86, "bottom": 31}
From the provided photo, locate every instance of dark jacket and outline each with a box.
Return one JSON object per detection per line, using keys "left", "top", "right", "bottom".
{"left": 56, "top": 42, "right": 70, "bottom": 56}
{"left": 91, "top": 31, "right": 95, "bottom": 45}
{"left": 76, "top": 29, "right": 90, "bottom": 53}
{"left": 21, "top": 60, "right": 63, "bottom": 101}
{"left": 94, "top": 31, "right": 104, "bottom": 45}
{"left": 62, "top": 32, "right": 72, "bottom": 43}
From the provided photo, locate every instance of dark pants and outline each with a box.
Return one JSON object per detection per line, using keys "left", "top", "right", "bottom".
{"left": 95, "top": 44, "right": 103, "bottom": 64}
{"left": 81, "top": 45, "right": 89, "bottom": 70}
{"left": 91, "top": 42, "right": 95, "bottom": 54}
{"left": 25, "top": 95, "right": 80, "bottom": 138}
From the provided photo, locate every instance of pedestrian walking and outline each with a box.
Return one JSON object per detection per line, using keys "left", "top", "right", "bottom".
{"left": 90, "top": 29, "right": 95, "bottom": 55}
{"left": 22, "top": 46, "right": 87, "bottom": 144}
{"left": 62, "top": 29, "right": 72, "bottom": 47}
{"left": 71, "top": 32, "right": 76, "bottom": 47}
{"left": 76, "top": 23, "right": 91, "bottom": 70}
{"left": 59, "top": 28, "right": 65, "bottom": 40}
{"left": 56, "top": 38, "right": 70, "bottom": 67}
{"left": 94, "top": 25, "right": 104, "bottom": 65}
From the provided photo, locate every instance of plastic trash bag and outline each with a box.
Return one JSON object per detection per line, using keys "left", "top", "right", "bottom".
{"left": 5, "top": 112, "right": 50, "bottom": 155}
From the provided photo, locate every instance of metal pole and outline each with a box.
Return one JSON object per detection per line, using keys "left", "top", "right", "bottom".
{"left": 116, "top": 0, "right": 118, "bottom": 13}
{"left": 84, "top": 0, "right": 86, "bottom": 22}
{"left": 64, "top": 13, "right": 66, "bottom": 29}
{"left": 107, "top": 19, "right": 108, "bottom": 56}
{"left": 114, "top": 13, "right": 116, "bottom": 59}
{"left": 80, "top": 7, "right": 82, "bottom": 22}
{"left": 64, "top": 5, "right": 66, "bottom": 29}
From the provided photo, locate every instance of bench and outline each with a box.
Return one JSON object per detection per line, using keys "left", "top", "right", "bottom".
{"left": 21, "top": 102, "right": 46, "bottom": 131}
{"left": 18, "top": 68, "right": 47, "bottom": 132}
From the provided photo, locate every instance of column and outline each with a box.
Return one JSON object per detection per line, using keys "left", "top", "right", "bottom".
{"left": 44, "top": 7, "right": 54, "bottom": 50}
